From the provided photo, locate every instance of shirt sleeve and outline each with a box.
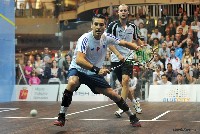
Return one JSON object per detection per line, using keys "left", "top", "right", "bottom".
{"left": 105, "top": 33, "right": 120, "bottom": 46}
{"left": 76, "top": 35, "right": 89, "bottom": 54}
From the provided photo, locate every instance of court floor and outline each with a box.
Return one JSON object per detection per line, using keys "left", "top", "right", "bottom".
{"left": 0, "top": 101, "right": 199, "bottom": 134}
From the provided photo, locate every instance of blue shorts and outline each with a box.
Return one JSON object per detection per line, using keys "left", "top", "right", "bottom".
{"left": 67, "top": 68, "right": 111, "bottom": 94}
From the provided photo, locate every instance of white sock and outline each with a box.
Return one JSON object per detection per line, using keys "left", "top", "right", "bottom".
{"left": 59, "top": 106, "right": 68, "bottom": 114}
{"left": 132, "top": 98, "right": 137, "bottom": 104}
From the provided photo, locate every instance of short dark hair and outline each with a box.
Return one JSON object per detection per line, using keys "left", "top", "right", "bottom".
{"left": 170, "top": 48, "right": 175, "bottom": 52}
{"left": 92, "top": 14, "right": 106, "bottom": 23}
{"left": 161, "top": 74, "right": 168, "bottom": 78}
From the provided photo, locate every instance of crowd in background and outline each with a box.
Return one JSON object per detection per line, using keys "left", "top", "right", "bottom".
{"left": 18, "top": 6, "right": 200, "bottom": 92}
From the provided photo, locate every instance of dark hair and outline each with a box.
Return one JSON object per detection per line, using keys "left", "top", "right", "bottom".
{"left": 170, "top": 48, "right": 175, "bottom": 52}
{"left": 92, "top": 14, "right": 106, "bottom": 23}
{"left": 35, "top": 54, "right": 42, "bottom": 60}
{"left": 167, "top": 63, "right": 172, "bottom": 67}
{"left": 177, "top": 73, "right": 182, "bottom": 76}
{"left": 161, "top": 74, "right": 168, "bottom": 78}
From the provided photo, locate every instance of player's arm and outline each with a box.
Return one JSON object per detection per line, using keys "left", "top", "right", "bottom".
{"left": 118, "top": 40, "right": 140, "bottom": 51}
{"left": 108, "top": 45, "right": 124, "bottom": 61}
{"left": 76, "top": 52, "right": 109, "bottom": 76}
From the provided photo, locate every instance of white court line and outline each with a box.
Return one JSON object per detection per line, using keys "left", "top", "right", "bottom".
{"left": 0, "top": 108, "right": 19, "bottom": 110}
{"left": 152, "top": 110, "right": 170, "bottom": 121}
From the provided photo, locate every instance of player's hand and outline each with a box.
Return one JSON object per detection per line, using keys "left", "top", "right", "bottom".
{"left": 98, "top": 68, "right": 110, "bottom": 76}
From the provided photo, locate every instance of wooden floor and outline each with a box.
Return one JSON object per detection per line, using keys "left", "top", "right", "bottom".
{"left": 0, "top": 101, "right": 199, "bottom": 134}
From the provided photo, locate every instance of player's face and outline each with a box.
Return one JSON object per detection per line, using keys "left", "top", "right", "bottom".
{"left": 91, "top": 18, "right": 106, "bottom": 40}
{"left": 118, "top": 5, "right": 129, "bottom": 20}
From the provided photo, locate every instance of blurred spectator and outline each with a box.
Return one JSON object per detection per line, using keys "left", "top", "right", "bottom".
{"left": 146, "top": 15, "right": 155, "bottom": 35}
{"left": 33, "top": 54, "right": 45, "bottom": 83}
{"left": 179, "top": 63, "right": 194, "bottom": 84}
{"left": 139, "top": 22, "right": 148, "bottom": 41}
{"left": 191, "top": 11, "right": 200, "bottom": 22}
{"left": 150, "top": 27, "right": 162, "bottom": 42}
{"left": 173, "top": 40, "right": 183, "bottom": 60}
{"left": 138, "top": 8, "right": 146, "bottom": 19}
{"left": 149, "top": 53, "right": 164, "bottom": 71}
{"left": 165, "top": 63, "right": 178, "bottom": 83}
{"left": 47, "top": 60, "right": 61, "bottom": 79}
{"left": 158, "top": 42, "right": 170, "bottom": 70}
{"left": 63, "top": 54, "right": 72, "bottom": 82}
{"left": 181, "top": 48, "right": 193, "bottom": 66}
{"left": 24, "top": 60, "right": 33, "bottom": 84}
{"left": 134, "top": 13, "right": 144, "bottom": 27}
{"left": 181, "top": 15, "right": 191, "bottom": 26}
{"left": 176, "top": 20, "right": 189, "bottom": 35}
{"left": 175, "top": 7, "right": 184, "bottom": 24}
{"left": 164, "top": 35, "right": 173, "bottom": 49}
{"left": 161, "top": 8, "right": 171, "bottom": 25}
{"left": 153, "top": 64, "right": 164, "bottom": 81}
{"left": 42, "top": 47, "right": 52, "bottom": 68}
{"left": 175, "top": 33, "right": 184, "bottom": 46}
{"left": 163, "top": 27, "right": 174, "bottom": 40}
{"left": 168, "top": 23, "right": 176, "bottom": 39}
{"left": 183, "top": 38, "right": 196, "bottom": 56}
{"left": 154, "top": 74, "right": 172, "bottom": 85}
{"left": 29, "top": 71, "right": 41, "bottom": 85}
{"left": 42, "top": 47, "right": 52, "bottom": 83}
{"left": 55, "top": 50, "right": 65, "bottom": 83}
{"left": 157, "top": 19, "right": 165, "bottom": 36}
{"left": 68, "top": 41, "right": 77, "bottom": 56}
{"left": 151, "top": 38, "right": 160, "bottom": 53}
{"left": 165, "top": 48, "right": 181, "bottom": 71}
{"left": 173, "top": 73, "right": 186, "bottom": 84}
{"left": 193, "top": 62, "right": 200, "bottom": 80}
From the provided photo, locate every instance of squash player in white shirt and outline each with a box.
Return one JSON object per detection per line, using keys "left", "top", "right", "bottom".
{"left": 53, "top": 14, "right": 142, "bottom": 127}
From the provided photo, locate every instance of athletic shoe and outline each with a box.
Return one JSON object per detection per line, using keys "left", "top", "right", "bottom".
{"left": 129, "top": 114, "right": 141, "bottom": 127}
{"left": 134, "top": 102, "right": 142, "bottom": 114}
{"left": 53, "top": 113, "right": 66, "bottom": 127}
{"left": 114, "top": 109, "right": 124, "bottom": 118}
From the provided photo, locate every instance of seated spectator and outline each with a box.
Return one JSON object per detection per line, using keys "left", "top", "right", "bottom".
{"left": 33, "top": 54, "right": 45, "bottom": 83}
{"left": 47, "top": 60, "right": 61, "bottom": 79}
{"left": 154, "top": 74, "right": 172, "bottom": 85}
{"left": 183, "top": 38, "right": 196, "bottom": 56}
{"left": 29, "top": 71, "right": 41, "bottom": 85}
{"left": 173, "top": 40, "right": 183, "bottom": 60}
{"left": 179, "top": 63, "right": 194, "bottom": 84}
{"left": 153, "top": 64, "right": 164, "bottom": 83}
{"left": 150, "top": 27, "right": 162, "bottom": 42}
{"left": 181, "top": 48, "right": 193, "bottom": 67}
{"left": 165, "top": 48, "right": 181, "bottom": 71}
{"left": 176, "top": 20, "right": 189, "bottom": 36}
{"left": 24, "top": 60, "right": 33, "bottom": 84}
{"left": 164, "top": 34, "right": 173, "bottom": 49}
{"left": 158, "top": 42, "right": 170, "bottom": 70}
{"left": 169, "top": 23, "right": 176, "bottom": 39}
{"left": 151, "top": 38, "right": 160, "bottom": 53}
{"left": 165, "top": 63, "right": 178, "bottom": 83}
{"left": 149, "top": 53, "right": 164, "bottom": 71}
{"left": 157, "top": 19, "right": 165, "bottom": 36}
{"left": 134, "top": 13, "right": 144, "bottom": 27}
{"left": 193, "top": 62, "right": 200, "bottom": 80}
{"left": 139, "top": 22, "right": 148, "bottom": 41}
{"left": 173, "top": 73, "right": 186, "bottom": 85}
{"left": 63, "top": 54, "right": 72, "bottom": 81}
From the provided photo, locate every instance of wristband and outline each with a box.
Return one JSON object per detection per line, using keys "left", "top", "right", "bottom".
{"left": 90, "top": 66, "right": 100, "bottom": 74}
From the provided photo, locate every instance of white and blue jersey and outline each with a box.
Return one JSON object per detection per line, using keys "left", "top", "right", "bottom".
{"left": 69, "top": 31, "right": 120, "bottom": 75}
